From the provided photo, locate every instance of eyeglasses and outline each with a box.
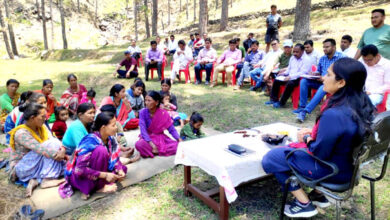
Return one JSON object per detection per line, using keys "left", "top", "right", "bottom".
{"left": 271, "top": 43, "right": 277, "bottom": 46}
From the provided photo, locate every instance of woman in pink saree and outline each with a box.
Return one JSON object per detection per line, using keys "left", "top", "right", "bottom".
{"left": 59, "top": 74, "right": 87, "bottom": 118}
{"left": 99, "top": 84, "right": 139, "bottom": 130}
{"left": 135, "top": 91, "right": 181, "bottom": 158}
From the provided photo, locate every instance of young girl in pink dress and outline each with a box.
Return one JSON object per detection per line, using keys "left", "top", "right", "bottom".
{"left": 160, "top": 93, "right": 184, "bottom": 127}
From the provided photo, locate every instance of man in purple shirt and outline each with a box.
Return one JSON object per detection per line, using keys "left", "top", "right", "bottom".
{"left": 266, "top": 43, "right": 311, "bottom": 108}
{"left": 144, "top": 40, "right": 164, "bottom": 81}
{"left": 114, "top": 51, "right": 138, "bottom": 78}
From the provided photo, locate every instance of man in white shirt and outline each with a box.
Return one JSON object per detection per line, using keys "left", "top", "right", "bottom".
{"left": 339, "top": 35, "right": 357, "bottom": 58}
{"left": 167, "top": 35, "right": 178, "bottom": 56}
{"left": 194, "top": 38, "right": 217, "bottom": 85}
{"left": 156, "top": 36, "right": 168, "bottom": 53}
{"left": 127, "top": 39, "right": 142, "bottom": 60}
{"left": 170, "top": 40, "right": 193, "bottom": 84}
{"left": 303, "top": 40, "right": 321, "bottom": 69}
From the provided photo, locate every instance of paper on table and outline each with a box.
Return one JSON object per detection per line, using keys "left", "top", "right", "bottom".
{"left": 275, "top": 75, "right": 288, "bottom": 81}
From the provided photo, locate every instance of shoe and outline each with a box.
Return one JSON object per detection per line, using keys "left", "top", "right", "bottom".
{"left": 284, "top": 199, "right": 318, "bottom": 218}
{"left": 309, "top": 190, "right": 331, "bottom": 208}
{"left": 249, "top": 86, "right": 258, "bottom": 91}
{"left": 265, "top": 101, "right": 274, "bottom": 105}
{"left": 30, "top": 209, "right": 45, "bottom": 220}
{"left": 205, "top": 81, "right": 209, "bottom": 85}
{"left": 194, "top": 81, "right": 200, "bottom": 85}
{"left": 292, "top": 108, "right": 303, "bottom": 114}
{"left": 273, "top": 102, "right": 281, "bottom": 108}
{"left": 297, "top": 111, "right": 307, "bottom": 123}
{"left": 19, "top": 205, "right": 32, "bottom": 218}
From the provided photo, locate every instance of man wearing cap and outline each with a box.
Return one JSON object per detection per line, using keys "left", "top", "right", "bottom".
{"left": 265, "top": 43, "right": 311, "bottom": 108}
{"left": 114, "top": 51, "right": 138, "bottom": 79}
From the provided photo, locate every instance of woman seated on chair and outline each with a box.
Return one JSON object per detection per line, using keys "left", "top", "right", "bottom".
{"left": 9, "top": 103, "right": 67, "bottom": 197}
{"left": 59, "top": 112, "right": 127, "bottom": 200}
{"left": 262, "top": 58, "right": 375, "bottom": 218}
{"left": 135, "top": 91, "right": 181, "bottom": 158}
{"left": 99, "top": 84, "right": 139, "bottom": 130}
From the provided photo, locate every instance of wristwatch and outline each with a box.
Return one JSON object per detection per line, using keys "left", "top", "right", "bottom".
{"left": 303, "top": 134, "right": 311, "bottom": 144}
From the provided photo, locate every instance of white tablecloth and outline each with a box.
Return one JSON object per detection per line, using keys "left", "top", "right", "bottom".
{"left": 175, "top": 122, "right": 298, "bottom": 203}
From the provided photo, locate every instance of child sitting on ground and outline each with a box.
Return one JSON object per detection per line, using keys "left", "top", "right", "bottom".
{"left": 52, "top": 106, "right": 69, "bottom": 140}
{"left": 180, "top": 112, "right": 205, "bottom": 141}
{"left": 126, "top": 80, "right": 145, "bottom": 118}
{"left": 80, "top": 88, "right": 97, "bottom": 107}
{"left": 160, "top": 93, "right": 184, "bottom": 127}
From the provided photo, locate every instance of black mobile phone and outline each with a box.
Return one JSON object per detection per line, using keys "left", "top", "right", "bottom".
{"left": 228, "top": 144, "right": 246, "bottom": 155}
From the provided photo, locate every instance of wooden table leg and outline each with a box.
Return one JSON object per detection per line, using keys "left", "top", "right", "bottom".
{"left": 219, "top": 186, "right": 229, "bottom": 220}
{"left": 184, "top": 165, "right": 191, "bottom": 196}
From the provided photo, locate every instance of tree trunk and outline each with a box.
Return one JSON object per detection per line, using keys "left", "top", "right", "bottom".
{"left": 59, "top": 0, "right": 67, "bottom": 49}
{"left": 77, "top": 0, "right": 80, "bottom": 12}
{"left": 168, "top": 0, "right": 170, "bottom": 25}
{"left": 4, "top": 0, "right": 18, "bottom": 55}
{"left": 41, "top": 0, "right": 48, "bottom": 50}
{"left": 161, "top": 10, "right": 164, "bottom": 32}
{"left": 95, "top": 0, "right": 98, "bottom": 24}
{"left": 186, "top": 0, "right": 188, "bottom": 20}
{"left": 230, "top": 0, "right": 232, "bottom": 7}
{"left": 151, "top": 0, "right": 157, "bottom": 36}
{"left": 49, "top": 0, "right": 54, "bottom": 49}
{"left": 133, "top": 0, "right": 138, "bottom": 40}
{"left": 215, "top": 0, "right": 218, "bottom": 9}
{"left": 199, "top": 0, "right": 207, "bottom": 35}
{"left": 36, "top": 0, "right": 40, "bottom": 19}
{"left": 143, "top": 0, "right": 150, "bottom": 38}
{"left": 293, "top": 0, "right": 311, "bottom": 42}
{"left": 179, "top": 0, "right": 181, "bottom": 11}
{"left": 0, "top": 6, "right": 13, "bottom": 59}
{"left": 220, "top": 0, "right": 228, "bottom": 31}
{"left": 193, "top": 0, "right": 196, "bottom": 22}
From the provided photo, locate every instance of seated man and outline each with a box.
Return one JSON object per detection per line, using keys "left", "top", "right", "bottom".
{"left": 170, "top": 40, "right": 193, "bottom": 84}
{"left": 303, "top": 40, "right": 321, "bottom": 68}
{"left": 243, "top": 33, "right": 256, "bottom": 52}
{"left": 156, "top": 36, "right": 168, "bottom": 53}
{"left": 167, "top": 35, "right": 178, "bottom": 55}
{"left": 127, "top": 39, "right": 142, "bottom": 60}
{"left": 144, "top": 40, "right": 164, "bottom": 81}
{"left": 339, "top": 34, "right": 356, "bottom": 58}
{"left": 235, "top": 40, "right": 265, "bottom": 90}
{"left": 193, "top": 33, "right": 205, "bottom": 58}
{"left": 210, "top": 39, "right": 242, "bottom": 87}
{"left": 194, "top": 38, "right": 217, "bottom": 85}
{"left": 234, "top": 38, "right": 247, "bottom": 79}
{"left": 188, "top": 34, "right": 195, "bottom": 49}
{"left": 265, "top": 43, "right": 311, "bottom": 108}
{"left": 295, "top": 38, "right": 345, "bottom": 122}
{"left": 114, "top": 51, "right": 138, "bottom": 79}
{"left": 249, "top": 39, "right": 284, "bottom": 91}
{"left": 360, "top": 44, "right": 390, "bottom": 106}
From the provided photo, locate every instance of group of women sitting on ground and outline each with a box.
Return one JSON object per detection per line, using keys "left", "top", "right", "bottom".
{"left": 0, "top": 74, "right": 205, "bottom": 198}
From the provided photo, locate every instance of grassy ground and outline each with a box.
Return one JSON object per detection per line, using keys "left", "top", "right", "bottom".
{"left": 0, "top": 1, "right": 389, "bottom": 219}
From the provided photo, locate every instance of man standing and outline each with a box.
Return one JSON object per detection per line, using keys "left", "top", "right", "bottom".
{"left": 295, "top": 39, "right": 345, "bottom": 122}
{"left": 265, "top": 5, "right": 282, "bottom": 53}
{"left": 303, "top": 40, "right": 321, "bottom": 68}
{"left": 360, "top": 45, "right": 390, "bottom": 106}
{"left": 114, "top": 51, "right": 138, "bottom": 79}
{"left": 355, "top": 9, "right": 390, "bottom": 60}
{"left": 170, "top": 40, "right": 193, "bottom": 84}
{"left": 144, "top": 41, "right": 164, "bottom": 81}
{"left": 339, "top": 35, "right": 356, "bottom": 58}
{"left": 194, "top": 38, "right": 217, "bottom": 85}
{"left": 211, "top": 39, "right": 242, "bottom": 87}
{"left": 167, "top": 35, "right": 178, "bottom": 55}
{"left": 235, "top": 41, "right": 265, "bottom": 90}
{"left": 266, "top": 44, "right": 311, "bottom": 108}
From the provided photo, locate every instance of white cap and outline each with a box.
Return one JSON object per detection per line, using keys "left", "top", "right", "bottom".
{"left": 283, "top": 39, "right": 293, "bottom": 47}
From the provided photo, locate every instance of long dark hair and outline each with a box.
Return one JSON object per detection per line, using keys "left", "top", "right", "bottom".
{"left": 92, "top": 112, "right": 115, "bottom": 132}
{"left": 19, "top": 92, "right": 45, "bottom": 112}
{"left": 23, "top": 103, "right": 46, "bottom": 121}
{"left": 147, "top": 90, "right": 162, "bottom": 107}
{"left": 321, "top": 58, "right": 375, "bottom": 139}
{"left": 77, "top": 102, "right": 95, "bottom": 117}
{"left": 42, "top": 79, "right": 53, "bottom": 87}
{"left": 109, "top": 84, "right": 125, "bottom": 97}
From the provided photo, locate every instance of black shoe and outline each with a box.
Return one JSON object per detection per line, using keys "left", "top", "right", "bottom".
{"left": 309, "top": 190, "right": 331, "bottom": 208}
{"left": 284, "top": 199, "right": 318, "bottom": 218}
{"left": 205, "top": 81, "right": 210, "bottom": 85}
{"left": 195, "top": 80, "right": 201, "bottom": 85}
{"left": 249, "top": 86, "right": 258, "bottom": 91}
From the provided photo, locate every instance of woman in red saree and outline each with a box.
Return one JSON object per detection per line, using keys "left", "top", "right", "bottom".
{"left": 35, "top": 79, "right": 58, "bottom": 122}
{"left": 135, "top": 91, "right": 181, "bottom": 158}
{"left": 98, "top": 84, "right": 139, "bottom": 130}
{"left": 59, "top": 74, "right": 87, "bottom": 118}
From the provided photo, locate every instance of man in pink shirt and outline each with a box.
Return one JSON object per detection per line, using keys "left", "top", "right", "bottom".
{"left": 194, "top": 38, "right": 217, "bottom": 85}
{"left": 211, "top": 39, "right": 242, "bottom": 87}
{"left": 360, "top": 44, "right": 390, "bottom": 106}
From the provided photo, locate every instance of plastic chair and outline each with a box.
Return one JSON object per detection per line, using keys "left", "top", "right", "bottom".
{"left": 137, "top": 53, "right": 143, "bottom": 67}
{"left": 363, "top": 111, "right": 390, "bottom": 220}
{"left": 170, "top": 60, "right": 193, "bottom": 84}
{"left": 214, "top": 63, "right": 238, "bottom": 85}
{"left": 278, "top": 84, "right": 300, "bottom": 109}
{"left": 376, "top": 90, "right": 390, "bottom": 113}
{"left": 150, "top": 55, "right": 167, "bottom": 80}
{"left": 193, "top": 61, "right": 216, "bottom": 83}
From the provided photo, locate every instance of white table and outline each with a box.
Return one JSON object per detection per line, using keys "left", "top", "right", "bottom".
{"left": 175, "top": 123, "right": 298, "bottom": 219}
